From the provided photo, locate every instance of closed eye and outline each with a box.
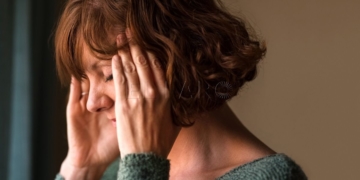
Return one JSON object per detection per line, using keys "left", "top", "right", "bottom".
{"left": 105, "top": 74, "right": 113, "bottom": 82}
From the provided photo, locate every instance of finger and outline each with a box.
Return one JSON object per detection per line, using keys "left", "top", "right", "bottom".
{"left": 80, "top": 79, "right": 90, "bottom": 108}
{"left": 69, "top": 76, "right": 82, "bottom": 103}
{"left": 112, "top": 55, "right": 127, "bottom": 101}
{"left": 128, "top": 37, "right": 156, "bottom": 98}
{"left": 117, "top": 35, "right": 141, "bottom": 99}
{"left": 116, "top": 32, "right": 128, "bottom": 49}
{"left": 147, "top": 52, "right": 168, "bottom": 94}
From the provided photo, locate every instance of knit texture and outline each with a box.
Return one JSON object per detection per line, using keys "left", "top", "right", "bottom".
{"left": 55, "top": 153, "right": 307, "bottom": 180}
{"left": 216, "top": 153, "right": 307, "bottom": 180}
{"left": 55, "top": 174, "right": 65, "bottom": 180}
{"left": 118, "top": 153, "right": 170, "bottom": 180}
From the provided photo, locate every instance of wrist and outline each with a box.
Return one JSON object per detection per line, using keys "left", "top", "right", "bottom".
{"left": 60, "top": 159, "right": 107, "bottom": 180}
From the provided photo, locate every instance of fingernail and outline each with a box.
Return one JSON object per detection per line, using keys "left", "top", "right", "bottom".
{"left": 113, "top": 55, "right": 121, "bottom": 64}
{"left": 117, "top": 34, "right": 127, "bottom": 47}
{"left": 112, "top": 55, "right": 118, "bottom": 62}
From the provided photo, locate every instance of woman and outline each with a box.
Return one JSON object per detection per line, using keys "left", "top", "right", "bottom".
{"left": 54, "top": 0, "right": 307, "bottom": 179}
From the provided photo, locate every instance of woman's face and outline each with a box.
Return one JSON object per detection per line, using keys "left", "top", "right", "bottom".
{"left": 81, "top": 44, "right": 116, "bottom": 123}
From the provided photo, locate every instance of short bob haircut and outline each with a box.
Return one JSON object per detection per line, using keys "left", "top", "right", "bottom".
{"left": 55, "top": 0, "right": 266, "bottom": 126}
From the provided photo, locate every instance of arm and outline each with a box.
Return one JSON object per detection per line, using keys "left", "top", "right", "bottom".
{"left": 54, "top": 77, "right": 119, "bottom": 180}
{"left": 57, "top": 159, "right": 108, "bottom": 180}
{"left": 112, "top": 31, "right": 179, "bottom": 179}
{"left": 118, "top": 153, "right": 169, "bottom": 180}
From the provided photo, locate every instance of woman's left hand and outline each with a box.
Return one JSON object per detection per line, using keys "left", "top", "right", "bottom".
{"left": 112, "top": 32, "right": 181, "bottom": 158}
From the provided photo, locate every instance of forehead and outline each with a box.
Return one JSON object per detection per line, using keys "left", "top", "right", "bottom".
{"left": 81, "top": 42, "right": 112, "bottom": 73}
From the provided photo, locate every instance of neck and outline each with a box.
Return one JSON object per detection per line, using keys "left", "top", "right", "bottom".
{"left": 168, "top": 103, "right": 275, "bottom": 178}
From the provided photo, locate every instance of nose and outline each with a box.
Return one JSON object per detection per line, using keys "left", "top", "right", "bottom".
{"left": 86, "top": 86, "right": 113, "bottom": 113}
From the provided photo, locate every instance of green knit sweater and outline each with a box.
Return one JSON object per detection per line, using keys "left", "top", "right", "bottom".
{"left": 56, "top": 153, "right": 307, "bottom": 180}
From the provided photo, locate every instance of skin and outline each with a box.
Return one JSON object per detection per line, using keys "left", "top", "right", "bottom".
{"left": 60, "top": 30, "right": 275, "bottom": 179}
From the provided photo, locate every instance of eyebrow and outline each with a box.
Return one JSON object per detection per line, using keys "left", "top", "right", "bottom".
{"left": 86, "top": 60, "right": 111, "bottom": 72}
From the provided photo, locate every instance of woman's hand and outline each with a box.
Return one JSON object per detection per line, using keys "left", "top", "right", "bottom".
{"left": 113, "top": 32, "right": 181, "bottom": 158}
{"left": 60, "top": 77, "right": 119, "bottom": 179}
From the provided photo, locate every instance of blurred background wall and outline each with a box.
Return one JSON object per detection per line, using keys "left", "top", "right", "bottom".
{"left": 224, "top": 0, "right": 360, "bottom": 180}
{"left": 0, "top": 0, "right": 67, "bottom": 179}
{"left": 0, "top": 0, "right": 359, "bottom": 179}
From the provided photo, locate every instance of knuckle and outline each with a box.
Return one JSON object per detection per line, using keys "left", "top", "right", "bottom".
{"left": 135, "top": 55, "right": 148, "bottom": 66}
{"left": 124, "top": 62, "right": 136, "bottom": 73}
{"left": 145, "top": 87, "right": 156, "bottom": 98}
{"left": 152, "top": 59, "right": 161, "bottom": 69}
{"left": 118, "top": 75, "right": 126, "bottom": 85}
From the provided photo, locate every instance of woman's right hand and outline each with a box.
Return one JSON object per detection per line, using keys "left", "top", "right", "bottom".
{"left": 60, "top": 77, "right": 119, "bottom": 180}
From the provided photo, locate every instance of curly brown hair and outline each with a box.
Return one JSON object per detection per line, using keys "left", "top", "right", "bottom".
{"left": 55, "top": 0, "right": 266, "bottom": 126}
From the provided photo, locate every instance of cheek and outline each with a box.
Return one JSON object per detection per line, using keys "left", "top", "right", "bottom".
{"left": 81, "top": 79, "right": 90, "bottom": 92}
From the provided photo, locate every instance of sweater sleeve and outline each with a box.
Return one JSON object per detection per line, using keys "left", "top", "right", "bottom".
{"left": 55, "top": 174, "right": 65, "bottom": 180}
{"left": 117, "top": 153, "right": 170, "bottom": 180}
{"left": 216, "top": 153, "right": 307, "bottom": 180}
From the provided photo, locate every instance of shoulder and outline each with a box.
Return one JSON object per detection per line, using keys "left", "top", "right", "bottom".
{"left": 101, "top": 157, "right": 120, "bottom": 180}
{"left": 216, "top": 153, "right": 307, "bottom": 180}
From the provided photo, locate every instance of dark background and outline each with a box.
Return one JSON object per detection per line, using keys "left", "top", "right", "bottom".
{"left": 0, "top": 0, "right": 68, "bottom": 179}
